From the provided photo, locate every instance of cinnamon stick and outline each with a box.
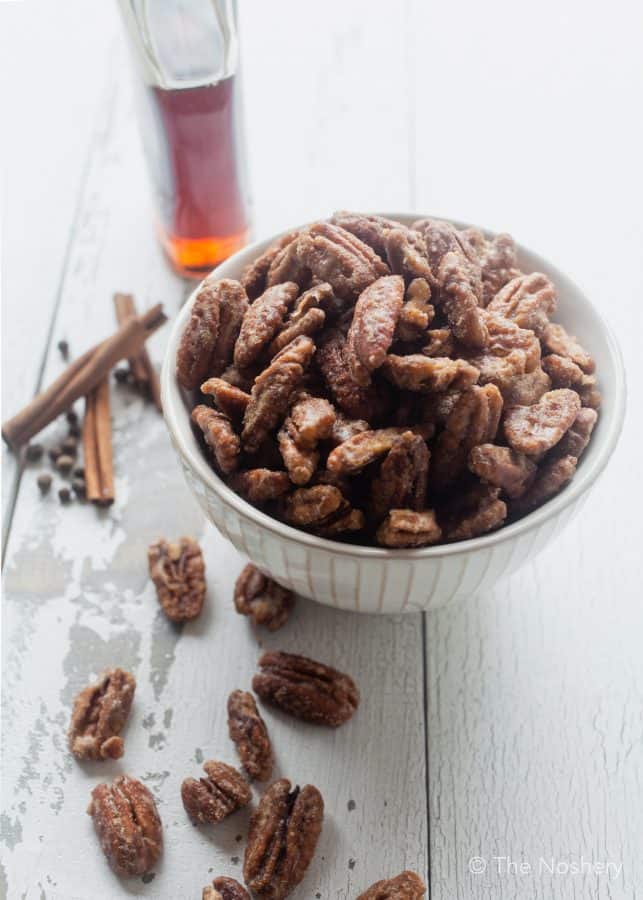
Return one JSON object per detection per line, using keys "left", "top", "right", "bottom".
{"left": 2, "top": 305, "right": 166, "bottom": 450}
{"left": 83, "top": 379, "right": 114, "bottom": 505}
{"left": 113, "top": 292, "right": 162, "bottom": 411}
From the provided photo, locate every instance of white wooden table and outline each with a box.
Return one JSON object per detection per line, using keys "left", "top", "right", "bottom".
{"left": 2, "top": 2, "right": 642, "bottom": 898}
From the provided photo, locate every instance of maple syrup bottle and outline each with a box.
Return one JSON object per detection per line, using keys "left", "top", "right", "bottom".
{"left": 119, "top": 0, "right": 250, "bottom": 278}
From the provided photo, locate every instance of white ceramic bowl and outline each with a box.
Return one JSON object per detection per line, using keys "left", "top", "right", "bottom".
{"left": 161, "top": 215, "right": 625, "bottom": 613}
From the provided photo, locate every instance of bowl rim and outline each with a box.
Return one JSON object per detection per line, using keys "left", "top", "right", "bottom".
{"left": 161, "top": 213, "right": 627, "bottom": 561}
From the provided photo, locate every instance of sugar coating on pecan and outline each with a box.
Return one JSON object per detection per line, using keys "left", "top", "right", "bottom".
{"left": 542, "top": 322, "right": 595, "bottom": 374}
{"left": 242, "top": 336, "right": 315, "bottom": 453}
{"left": 553, "top": 407, "right": 597, "bottom": 459}
{"left": 228, "top": 689, "right": 273, "bottom": 781}
{"left": 192, "top": 404, "right": 240, "bottom": 474}
{"left": 331, "top": 211, "right": 400, "bottom": 259}
{"left": 381, "top": 354, "right": 479, "bottom": 394}
{"left": 201, "top": 378, "right": 250, "bottom": 419}
{"left": 288, "top": 393, "right": 336, "bottom": 447}
{"left": 296, "top": 222, "right": 387, "bottom": 300}
{"left": 181, "top": 760, "right": 251, "bottom": 825}
{"left": 203, "top": 877, "right": 251, "bottom": 900}
{"left": 396, "top": 278, "right": 434, "bottom": 342}
{"left": 329, "top": 411, "right": 371, "bottom": 446}
{"left": 283, "top": 484, "right": 346, "bottom": 526}
{"left": 345, "top": 275, "right": 405, "bottom": 385}
{"left": 229, "top": 468, "right": 292, "bottom": 504}
{"left": 500, "top": 367, "right": 551, "bottom": 407}
{"left": 317, "top": 507, "right": 365, "bottom": 536}
{"left": 357, "top": 869, "right": 427, "bottom": 899}
{"left": 577, "top": 373, "right": 601, "bottom": 409}
{"left": 541, "top": 354, "right": 584, "bottom": 388}
{"left": 68, "top": 668, "right": 135, "bottom": 761}
{"left": 278, "top": 422, "right": 319, "bottom": 484}
{"left": 220, "top": 363, "right": 259, "bottom": 392}
{"left": 369, "top": 432, "right": 429, "bottom": 521}
{"left": 385, "top": 228, "right": 433, "bottom": 281}
{"left": 87, "top": 775, "right": 162, "bottom": 878}
{"left": 443, "top": 485, "right": 507, "bottom": 541}
{"left": 253, "top": 651, "right": 359, "bottom": 726}
{"left": 488, "top": 272, "right": 556, "bottom": 337}
{"left": 376, "top": 509, "right": 442, "bottom": 548}
{"left": 469, "top": 443, "right": 537, "bottom": 499}
{"left": 511, "top": 454, "right": 577, "bottom": 515}
{"left": 421, "top": 328, "right": 454, "bottom": 358}
{"left": 148, "top": 536, "right": 206, "bottom": 623}
{"left": 503, "top": 389, "right": 581, "bottom": 456}
{"left": 464, "top": 229, "right": 521, "bottom": 305}
{"left": 266, "top": 234, "right": 310, "bottom": 288}
{"left": 244, "top": 778, "right": 324, "bottom": 899}
{"left": 234, "top": 282, "right": 299, "bottom": 369}
{"left": 328, "top": 426, "right": 431, "bottom": 475}
{"left": 316, "top": 329, "right": 382, "bottom": 421}
{"left": 269, "top": 307, "right": 325, "bottom": 358}
{"left": 241, "top": 231, "right": 299, "bottom": 300}
{"left": 234, "top": 564, "right": 294, "bottom": 632}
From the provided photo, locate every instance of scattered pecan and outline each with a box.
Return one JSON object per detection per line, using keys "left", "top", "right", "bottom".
{"left": 503, "top": 389, "right": 581, "bottom": 456}
{"left": 511, "top": 454, "right": 577, "bottom": 515}
{"left": 296, "top": 222, "right": 387, "bottom": 300}
{"left": 148, "top": 537, "right": 206, "bottom": 623}
{"left": 234, "top": 282, "right": 299, "bottom": 369}
{"left": 234, "top": 564, "right": 294, "bottom": 631}
{"left": 397, "top": 278, "right": 434, "bottom": 342}
{"left": 488, "top": 272, "right": 556, "bottom": 337}
{"left": 327, "top": 426, "right": 432, "bottom": 475}
{"left": 421, "top": 328, "right": 454, "bottom": 357}
{"left": 253, "top": 650, "right": 359, "bottom": 726}
{"left": 203, "top": 877, "right": 251, "bottom": 900}
{"left": 229, "top": 468, "right": 292, "bottom": 504}
{"left": 316, "top": 329, "right": 382, "bottom": 421}
{"left": 357, "top": 870, "right": 427, "bottom": 899}
{"left": 242, "top": 231, "right": 299, "bottom": 300}
{"left": 244, "top": 778, "right": 324, "bottom": 899}
{"left": 381, "top": 354, "right": 479, "bottom": 393}
{"left": 384, "top": 228, "right": 433, "bottom": 281}
{"left": 192, "top": 405, "right": 240, "bottom": 474}
{"left": 369, "top": 432, "right": 429, "bottom": 521}
{"left": 278, "top": 422, "right": 319, "bottom": 484}
{"left": 542, "top": 322, "right": 595, "bottom": 373}
{"left": 201, "top": 378, "right": 250, "bottom": 419}
{"left": 283, "top": 484, "right": 347, "bottom": 527}
{"left": 242, "top": 336, "right": 315, "bottom": 453}
{"left": 228, "top": 689, "right": 273, "bottom": 781}
{"left": 346, "top": 275, "right": 405, "bottom": 384}
{"left": 181, "top": 760, "right": 251, "bottom": 824}
{"left": 541, "top": 354, "right": 584, "bottom": 388}
{"left": 464, "top": 229, "right": 521, "bottom": 305}
{"left": 68, "top": 668, "right": 135, "bottom": 761}
{"left": 442, "top": 484, "right": 507, "bottom": 541}
{"left": 468, "top": 443, "right": 537, "bottom": 498}
{"left": 87, "top": 775, "right": 162, "bottom": 878}
{"left": 376, "top": 509, "right": 442, "bottom": 548}
{"left": 288, "top": 393, "right": 336, "bottom": 447}
{"left": 554, "top": 407, "right": 597, "bottom": 459}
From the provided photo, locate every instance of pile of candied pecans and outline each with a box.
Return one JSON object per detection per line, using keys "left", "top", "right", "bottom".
{"left": 178, "top": 213, "right": 600, "bottom": 548}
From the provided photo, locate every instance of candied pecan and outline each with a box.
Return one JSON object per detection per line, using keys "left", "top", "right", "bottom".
{"left": 381, "top": 354, "right": 479, "bottom": 394}
{"left": 441, "top": 484, "right": 507, "bottom": 540}
{"left": 192, "top": 404, "right": 240, "bottom": 474}
{"left": 553, "top": 407, "right": 597, "bottom": 459}
{"left": 213, "top": 281, "right": 251, "bottom": 376}
{"left": 234, "top": 564, "right": 294, "bottom": 631}
{"left": 503, "top": 389, "right": 581, "bottom": 456}
{"left": 228, "top": 689, "right": 273, "bottom": 781}
{"left": 369, "top": 432, "right": 429, "bottom": 521}
{"left": 269, "top": 307, "right": 325, "bottom": 358}
{"left": 357, "top": 870, "right": 427, "bottom": 899}
{"left": 317, "top": 507, "right": 365, "bottom": 536}
{"left": 438, "top": 250, "right": 489, "bottom": 347}
{"left": 420, "top": 390, "right": 462, "bottom": 425}
{"left": 415, "top": 218, "right": 482, "bottom": 291}
{"left": 229, "top": 468, "right": 292, "bottom": 504}
{"left": 201, "top": 378, "right": 250, "bottom": 419}
{"left": 541, "top": 354, "right": 584, "bottom": 388}
{"left": 296, "top": 222, "right": 386, "bottom": 300}
{"left": 242, "top": 231, "right": 299, "bottom": 300}
{"left": 468, "top": 443, "right": 537, "bottom": 498}
{"left": 346, "top": 275, "right": 405, "bottom": 384}
{"left": 244, "top": 778, "right": 324, "bottom": 899}
{"left": 177, "top": 276, "right": 220, "bottom": 389}
{"left": 331, "top": 211, "right": 400, "bottom": 259}
{"left": 221, "top": 364, "right": 259, "bottom": 392}
{"left": 278, "top": 422, "right": 319, "bottom": 484}
{"left": 253, "top": 651, "right": 359, "bottom": 726}
{"left": 501, "top": 367, "right": 551, "bottom": 407}
{"left": 68, "top": 668, "right": 135, "bottom": 761}
{"left": 266, "top": 234, "right": 311, "bottom": 288}
{"left": 488, "top": 272, "right": 556, "bottom": 337}
{"left": 430, "top": 384, "right": 503, "bottom": 489}
{"left": 376, "top": 509, "right": 442, "bottom": 548}
{"left": 287, "top": 393, "right": 336, "bottom": 448}
{"left": 283, "top": 484, "right": 346, "bottom": 526}
{"left": 203, "top": 877, "right": 250, "bottom": 900}
{"left": 329, "top": 411, "right": 370, "bottom": 445}
{"left": 511, "top": 454, "right": 577, "bottom": 515}
{"left": 542, "top": 322, "right": 595, "bottom": 373}
{"left": 576, "top": 373, "right": 601, "bottom": 409}
{"left": 316, "top": 329, "right": 381, "bottom": 421}
{"left": 462, "top": 311, "right": 541, "bottom": 392}
{"left": 182, "top": 760, "right": 251, "bottom": 825}
{"left": 397, "top": 278, "right": 434, "bottom": 342}
{"left": 242, "top": 336, "right": 315, "bottom": 453}
{"left": 234, "top": 282, "right": 299, "bottom": 369}
{"left": 327, "top": 426, "right": 432, "bottom": 474}
{"left": 385, "top": 228, "right": 433, "bottom": 281}
{"left": 148, "top": 537, "right": 206, "bottom": 623}
{"left": 421, "top": 328, "right": 454, "bottom": 357}
{"left": 464, "top": 229, "right": 522, "bottom": 305}
{"left": 87, "top": 775, "right": 162, "bottom": 878}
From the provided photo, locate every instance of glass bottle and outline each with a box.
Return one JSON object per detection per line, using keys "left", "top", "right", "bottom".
{"left": 118, "top": 0, "right": 250, "bottom": 278}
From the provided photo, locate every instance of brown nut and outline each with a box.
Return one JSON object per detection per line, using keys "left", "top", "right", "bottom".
{"left": 192, "top": 405, "right": 240, "bottom": 474}
{"left": 316, "top": 329, "right": 382, "bottom": 421}
{"left": 345, "top": 275, "right": 405, "bottom": 384}
{"left": 234, "top": 282, "right": 299, "bottom": 369}
{"left": 87, "top": 775, "right": 162, "bottom": 878}
{"left": 443, "top": 485, "right": 507, "bottom": 541}
{"left": 357, "top": 869, "right": 427, "bottom": 899}
{"left": 253, "top": 650, "right": 359, "bottom": 726}
{"left": 542, "top": 322, "right": 595, "bottom": 373}
{"left": 228, "top": 689, "right": 273, "bottom": 781}
{"left": 181, "top": 760, "right": 251, "bottom": 824}
{"left": 234, "top": 564, "right": 294, "bottom": 631}
{"left": 464, "top": 228, "right": 521, "bottom": 305}
{"left": 376, "top": 509, "right": 442, "bottom": 548}
{"left": 468, "top": 444, "right": 537, "bottom": 499}
{"left": 201, "top": 378, "right": 250, "bottom": 419}
{"left": 381, "top": 354, "right": 479, "bottom": 394}
{"left": 487, "top": 272, "right": 556, "bottom": 337}
{"left": 241, "top": 231, "right": 300, "bottom": 300}
{"left": 503, "top": 389, "right": 581, "bottom": 456}
{"left": 148, "top": 537, "right": 206, "bottom": 623}
{"left": 369, "top": 432, "right": 429, "bottom": 521}
{"left": 327, "top": 426, "right": 432, "bottom": 475}
{"left": 244, "top": 778, "right": 324, "bottom": 899}
{"left": 229, "top": 469, "right": 292, "bottom": 504}
{"left": 203, "top": 877, "right": 251, "bottom": 900}
{"left": 68, "top": 668, "right": 135, "bottom": 761}
{"left": 511, "top": 454, "right": 577, "bottom": 515}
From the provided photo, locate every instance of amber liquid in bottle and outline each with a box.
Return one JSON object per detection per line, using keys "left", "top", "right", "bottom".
{"left": 144, "top": 75, "right": 249, "bottom": 278}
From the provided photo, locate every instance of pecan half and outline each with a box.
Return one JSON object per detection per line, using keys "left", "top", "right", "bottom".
{"left": 357, "top": 870, "right": 427, "bottom": 899}
{"left": 421, "top": 328, "right": 454, "bottom": 358}
{"left": 283, "top": 484, "right": 347, "bottom": 527}
{"left": 329, "top": 411, "right": 371, "bottom": 446}
{"left": 317, "top": 506, "right": 365, "bottom": 536}
{"left": 376, "top": 509, "right": 442, "bottom": 548}
{"left": 278, "top": 422, "right": 319, "bottom": 484}
{"left": 201, "top": 378, "right": 250, "bottom": 419}
{"left": 87, "top": 775, "right": 162, "bottom": 878}
{"left": 511, "top": 454, "right": 577, "bottom": 515}
{"left": 346, "top": 275, "right": 405, "bottom": 384}
{"left": 327, "top": 426, "right": 432, "bottom": 475}
{"left": 316, "top": 329, "right": 382, "bottom": 421}
{"left": 234, "top": 282, "right": 299, "bottom": 369}
{"left": 331, "top": 211, "right": 400, "bottom": 259}
{"left": 181, "top": 760, "right": 251, "bottom": 824}
{"left": 553, "top": 407, "right": 597, "bottom": 459}
{"left": 148, "top": 537, "right": 206, "bottom": 623}
{"left": 576, "top": 373, "right": 601, "bottom": 409}
{"left": 241, "top": 231, "right": 299, "bottom": 300}
{"left": 234, "top": 564, "right": 294, "bottom": 631}
{"left": 487, "top": 272, "right": 556, "bottom": 337}
{"left": 464, "top": 310, "right": 541, "bottom": 384}
{"left": 381, "top": 354, "right": 479, "bottom": 393}
{"left": 500, "top": 367, "right": 551, "bottom": 407}
{"left": 266, "top": 235, "right": 311, "bottom": 288}
{"left": 503, "top": 389, "right": 581, "bottom": 456}
{"left": 384, "top": 228, "right": 433, "bottom": 281}
{"left": 242, "top": 336, "right": 315, "bottom": 453}
{"left": 396, "top": 278, "right": 434, "bottom": 342}
{"left": 192, "top": 404, "right": 240, "bottom": 474}
{"left": 464, "top": 229, "right": 522, "bottom": 305}
{"left": 253, "top": 650, "right": 359, "bottom": 726}
{"left": 228, "top": 689, "right": 274, "bottom": 781}
{"left": 541, "top": 354, "right": 584, "bottom": 388}
{"left": 296, "top": 222, "right": 387, "bottom": 300}
{"left": 288, "top": 394, "right": 336, "bottom": 448}
{"left": 369, "top": 432, "right": 429, "bottom": 521}
{"left": 542, "top": 322, "right": 595, "bottom": 373}
{"left": 244, "top": 778, "right": 324, "bottom": 899}
{"left": 229, "top": 469, "right": 292, "bottom": 504}
{"left": 468, "top": 443, "right": 537, "bottom": 498}
{"left": 442, "top": 484, "right": 507, "bottom": 541}
{"left": 68, "top": 668, "right": 135, "bottom": 761}
{"left": 203, "top": 877, "right": 251, "bottom": 900}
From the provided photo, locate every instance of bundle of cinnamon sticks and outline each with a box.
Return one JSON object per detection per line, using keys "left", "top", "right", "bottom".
{"left": 2, "top": 298, "right": 167, "bottom": 507}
